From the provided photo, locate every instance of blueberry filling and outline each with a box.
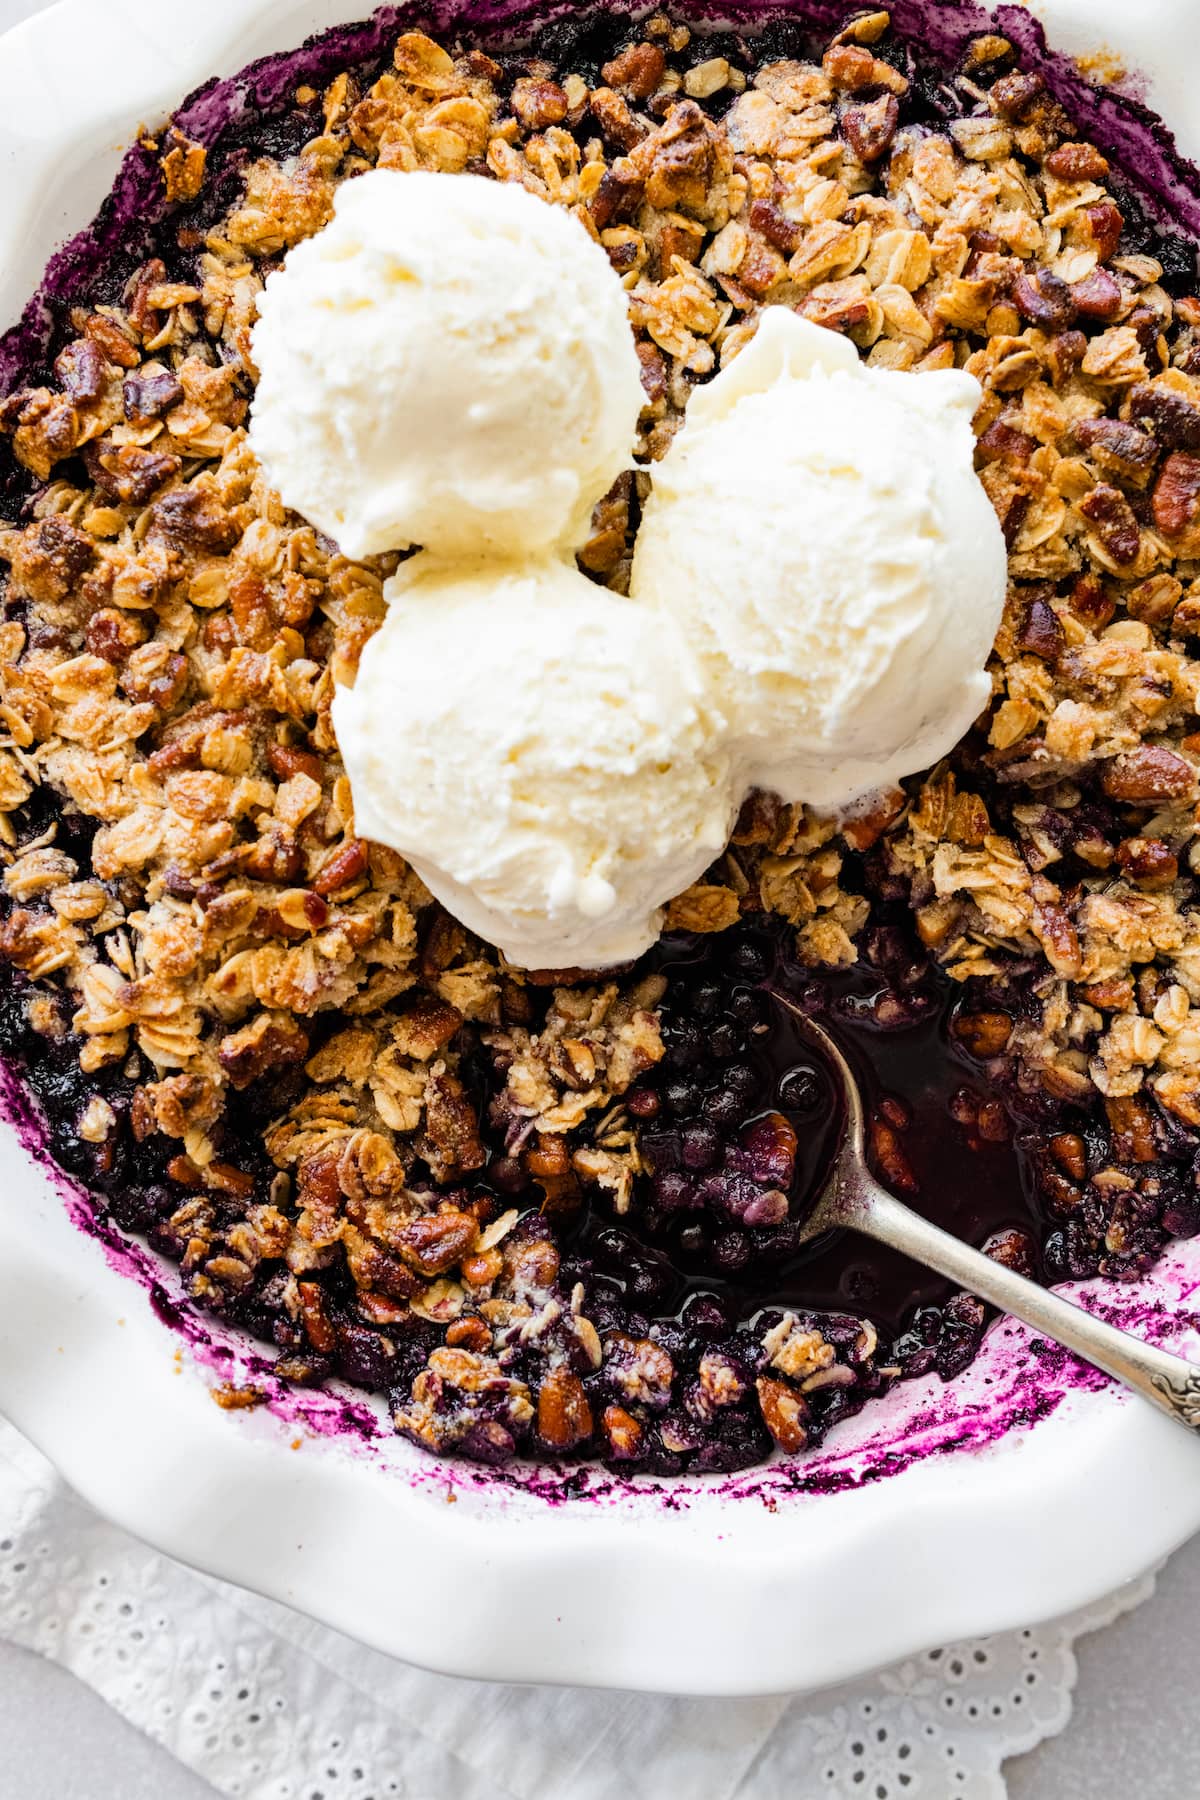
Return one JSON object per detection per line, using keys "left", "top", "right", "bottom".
{"left": 2, "top": 1, "right": 1200, "bottom": 1473}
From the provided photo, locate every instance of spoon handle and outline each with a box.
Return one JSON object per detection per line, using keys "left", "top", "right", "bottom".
{"left": 847, "top": 1174, "right": 1200, "bottom": 1433}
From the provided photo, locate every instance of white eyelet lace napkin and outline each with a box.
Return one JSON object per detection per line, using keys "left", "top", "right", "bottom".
{"left": 0, "top": 1416, "right": 1157, "bottom": 1800}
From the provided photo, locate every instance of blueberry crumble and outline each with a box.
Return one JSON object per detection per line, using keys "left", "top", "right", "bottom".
{"left": 4, "top": 3, "right": 1200, "bottom": 1473}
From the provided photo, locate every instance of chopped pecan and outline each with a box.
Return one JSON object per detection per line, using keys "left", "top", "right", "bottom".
{"left": 1152, "top": 451, "right": 1200, "bottom": 536}
{"left": 1069, "top": 268, "right": 1123, "bottom": 321}
{"left": 977, "top": 420, "right": 1037, "bottom": 464}
{"left": 1083, "top": 198, "right": 1124, "bottom": 261}
{"left": 755, "top": 1375, "right": 809, "bottom": 1452}
{"left": 1104, "top": 1095, "right": 1159, "bottom": 1163}
{"left": 266, "top": 741, "right": 323, "bottom": 785}
{"left": 1016, "top": 594, "right": 1065, "bottom": 660}
{"left": 1077, "top": 483, "right": 1140, "bottom": 563}
{"left": 149, "top": 485, "right": 242, "bottom": 553}
{"left": 84, "top": 440, "right": 180, "bottom": 505}
{"left": 161, "top": 127, "right": 207, "bottom": 204}
{"left": 123, "top": 370, "right": 185, "bottom": 423}
{"left": 840, "top": 94, "right": 900, "bottom": 164}
{"left": 1102, "top": 746, "right": 1196, "bottom": 803}
{"left": 6, "top": 515, "right": 95, "bottom": 604}
{"left": 420, "top": 1071, "right": 486, "bottom": 1182}
{"left": 1012, "top": 268, "right": 1076, "bottom": 331}
{"left": 537, "top": 1367, "right": 594, "bottom": 1451}
{"left": 952, "top": 1012, "right": 1013, "bottom": 1057}
{"left": 217, "top": 1012, "right": 310, "bottom": 1089}
{"left": 86, "top": 607, "right": 146, "bottom": 665}
{"left": 601, "top": 1404, "right": 643, "bottom": 1459}
{"left": 1072, "top": 416, "right": 1158, "bottom": 481}
{"left": 511, "top": 76, "right": 568, "bottom": 130}
{"left": 1115, "top": 838, "right": 1178, "bottom": 886}
{"left": 590, "top": 159, "right": 645, "bottom": 230}
{"left": 824, "top": 43, "right": 877, "bottom": 88}
{"left": 1044, "top": 141, "right": 1110, "bottom": 180}
{"left": 396, "top": 1209, "right": 479, "bottom": 1275}
{"left": 990, "top": 70, "right": 1045, "bottom": 119}
{"left": 601, "top": 42, "right": 666, "bottom": 100}
{"left": 749, "top": 198, "right": 803, "bottom": 254}
{"left": 1129, "top": 383, "right": 1200, "bottom": 452}
{"left": 314, "top": 838, "right": 369, "bottom": 896}
{"left": 589, "top": 86, "right": 647, "bottom": 152}
{"left": 54, "top": 338, "right": 108, "bottom": 403}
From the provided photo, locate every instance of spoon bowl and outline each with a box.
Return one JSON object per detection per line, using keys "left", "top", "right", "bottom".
{"left": 772, "top": 993, "right": 1200, "bottom": 1436}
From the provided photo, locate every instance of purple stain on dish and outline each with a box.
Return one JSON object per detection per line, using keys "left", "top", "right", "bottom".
{"left": 3, "top": 0, "right": 1200, "bottom": 1503}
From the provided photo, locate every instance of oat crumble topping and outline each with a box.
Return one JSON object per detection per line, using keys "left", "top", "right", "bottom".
{"left": 3, "top": 5, "right": 1200, "bottom": 1471}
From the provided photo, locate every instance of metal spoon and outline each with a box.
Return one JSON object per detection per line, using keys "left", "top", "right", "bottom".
{"left": 774, "top": 996, "right": 1200, "bottom": 1434}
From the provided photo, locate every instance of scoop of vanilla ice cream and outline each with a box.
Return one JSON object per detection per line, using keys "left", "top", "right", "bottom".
{"left": 249, "top": 170, "right": 645, "bottom": 561}
{"left": 631, "top": 309, "right": 1007, "bottom": 810}
{"left": 332, "top": 555, "right": 736, "bottom": 969}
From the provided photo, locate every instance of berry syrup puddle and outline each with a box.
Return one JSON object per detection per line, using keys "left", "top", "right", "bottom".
{"left": 4, "top": 0, "right": 1200, "bottom": 1510}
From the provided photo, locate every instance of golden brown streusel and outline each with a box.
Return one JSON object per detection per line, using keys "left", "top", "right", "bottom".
{"left": 4, "top": 7, "right": 1200, "bottom": 1470}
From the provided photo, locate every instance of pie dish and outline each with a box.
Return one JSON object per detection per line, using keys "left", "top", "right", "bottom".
{"left": 2, "top": 0, "right": 1200, "bottom": 1696}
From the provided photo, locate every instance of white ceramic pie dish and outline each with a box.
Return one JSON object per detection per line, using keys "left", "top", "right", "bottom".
{"left": 2, "top": 0, "right": 1200, "bottom": 1698}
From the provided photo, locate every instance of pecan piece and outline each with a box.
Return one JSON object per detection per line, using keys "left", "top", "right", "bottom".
{"left": 161, "top": 127, "right": 207, "bottom": 204}
{"left": 537, "top": 1367, "right": 594, "bottom": 1452}
{"left": 589, "top": 159, "right": 645, "bottom": 230}
{"left": 297, "top": 1281, "right": 338, "bottom": 1354}
{"left": 313, "top": 838, "right": 369, "bottom": 896}
{"left": 511, "top": 75, "right": 568, "bottom": 130}
{"left": 871, "top": 1118, "right": 918, "bottom": 1196}
{"left": 1033, "top": 901, "right": 1081, "bottom": 977}
{"left": 217, "top": 1013, "right": 310, "bottom": 1089}
{"left": 87, "top": 607, "right": 146, "bottom": 665}
{"left": 7, "top": 514, "right": 95, "bottom": 604}
{"left": 1077, "top": 483, "right": 1140, "bottom": 563}
{"left": 1072, "top": 416, "right": 1158, "bottom": 482}
{"left": 84, "top": 440, "right": 180, "bottom": 505}
{"left": 84, "top": 314, "right": 141, "bottom": 369}
{"left": 420, "top": 1071, "right": 486, "bottom": 1182}
{"left": 1046, "top": 328, "right": 1087, "bottom": 382}
{"left": 952, "top": 1012, "right": 1013, "bottom": 1057}
{"left": 1067, "top": 572, "right": 1116, "bottom": 630}
{"left": 1012, "top": 267, "right": 1076, "bottom": 330}
{"left": 1104, "top": 1095, "right": 1159, "bottom": 1163}
{"left": 755, "top": 1375, "right": 809, "bottom": 1453}
{"left": 395, "top": 1209, "right": 479, "bottom": 1276}
{"left": 1116, "top": 838, "right": 1178, "bottom": 886}
{"left": 601, "top": 1404, "right": 643, "bottom": 1459}
{"left": 977, "top": 420, "right": 1037, "bottom": 464}
{"left": 1016, "top": 594, "right": 1065, "bottom": 660}
{"left": 54, "top": 338, "right": 108, "bottom": 403}
{"left": 840, "top": 93, "right": 900, "bottom": 164}
{"left": 824, "top": 43, "right": 877, "bottom": 88}
{"left": 1044, "top": 141, "right": 1110, "bottom": 180}
{"left": 1129, "top": 383, "right": 1200, "bottom": 452}
{"left": 121, "top": 647, "right": 188, "bottom": 710}
{"left": 601, "top": 41, "right": 666, "bottom": 99}
{"left": 1083, "top": 199, "right": 1124, "bottom": 261}
{"left": 1152, "top": 451, "right": 1200, "bottom": 536}
{"left": 589, "top": 86, "right": 647, "bottom": 151}
{"left": 123, "top": 369, "right": 185, "bottom": 424}
{"left": 749, "top": 198, "right": 804, "bottom": 255}
{"left": 990, "top": 70, "right": 1045, "bottom": 119}
{"left": 1069, "top": 268, "right": 1123, "bottom": 321}
{"left": 266, "top": 741, "right": 323, "bottom": 785}
{"left": 149, "top": 485, "right": 242, "bottom": 553}
{"left": 1102, "top": 746, "right": 1196, "bottom": 803}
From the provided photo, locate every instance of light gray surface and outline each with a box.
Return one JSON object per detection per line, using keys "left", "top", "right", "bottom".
{"left": 1, "top": 0, "right": 1199, "bottom": 1792}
